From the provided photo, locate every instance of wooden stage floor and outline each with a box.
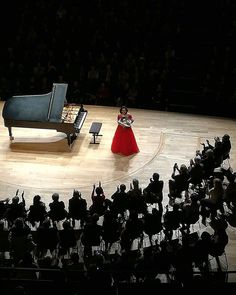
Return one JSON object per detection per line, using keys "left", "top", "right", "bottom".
{"left": 0, "top": 101, "right": 236, "bottom": 276}
{"left": 0, "top": 102, "right": 236, "bottom": 207}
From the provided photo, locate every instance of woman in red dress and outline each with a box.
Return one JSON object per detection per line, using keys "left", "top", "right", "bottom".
{"left": 111, "top": 106, "right": 139, "bottom": 156}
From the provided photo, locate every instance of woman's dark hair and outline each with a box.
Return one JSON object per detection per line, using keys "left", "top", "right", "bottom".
{"left": 119, "top": 106, "right": 128, "bottom": 114}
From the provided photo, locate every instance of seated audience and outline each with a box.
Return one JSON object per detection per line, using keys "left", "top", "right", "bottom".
{"left": 48, "top": 193, "right": 68, "bottom": 222}
{"left": 8, "top": 217, "right": 33, "bottom": 265}
{"left": 188, "top": 156, "right": 204, "bottom": 187}
{"left": 143, "top": 206, "right": 163, "bottom": 246}
{"left": 5, "top": 195, "right": 26, "bottom": 226}
{"left": 181, "top": 192, "right": 200, "bottom": 233}
{"left": 81, "top": 213, "right": 103, "bottom": 258}
{"left": 200, "top": 148, "right": 216, "bottom": 179}
{"left": 200, "top": 178, "right": 225, "bottom": 224}
{"left": 209, "top": 227, "right": 229, "bottom": 257}
{"left": 36, "top": 218, "right": 59, "bottom": 258}
{"left": 27, "top": 195, "right": 47, "bottom": 227}
{"left": 163, "top": 204, "right": 182, "bottom": 241}
{"left": 58, "top": 220, "right": 77, "bottom": 257}
{"left": 102, "top": 209, "right": 121, "bottom": 252}
{"left": 120, "top": 209, "right": 144, "bottom": 252}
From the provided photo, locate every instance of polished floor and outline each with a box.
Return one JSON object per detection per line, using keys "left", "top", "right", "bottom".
{"left": 0, "top": 101, "right": 236, "bottom": 276}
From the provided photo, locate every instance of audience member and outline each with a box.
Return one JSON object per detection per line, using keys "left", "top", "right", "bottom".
{"left": 27, "top": 195, "right": 47, "bottom": 227}
{"left": 68, "top": 190, "right": 87, "bottom": 228}
{"left": 81, "top": 213, "right": 103, "bottom": 258}
{"left": 8, "top": 217, "right": 32, "bottom": 264}
{"left": 5, "top": 195, "right": 26, "bottom": 226}
{"left": 200, "top": 178, "right": 225, "bottom": 224}
{"left": 143, "top": 173, "right": 164, "bottom": 210}
{"left": 36, "top": 218, "right": 59, "bottom": 258}
{"left": 110, "top": 183, "right": 129, "bottom": 217}
{"left": 48, "top": 193, "right": 68, "bottom": 222}
{"left": 58, "top": 220, "right": 77, "bottom": 257}
{"left": 169, "top": 163, "right": 189, "bottom": 199}
{"left": 127, "top": 179, "right": 147, "bottom": 214}
{"left": 90, "top": 182, "right": 106, "bottom": 216}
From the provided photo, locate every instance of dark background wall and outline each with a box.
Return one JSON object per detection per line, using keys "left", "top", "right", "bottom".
{"left": 1, "top": 0, "right": 236, "bottom": 118}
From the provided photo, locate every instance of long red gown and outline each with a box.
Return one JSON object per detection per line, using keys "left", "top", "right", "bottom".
{"left": 111, "top": 114, "right": 139, "bottom": 156}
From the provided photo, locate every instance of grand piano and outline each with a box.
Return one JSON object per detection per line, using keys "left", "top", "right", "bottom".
{"left": 2, "top": 83, "right": 88, "bottom": 146}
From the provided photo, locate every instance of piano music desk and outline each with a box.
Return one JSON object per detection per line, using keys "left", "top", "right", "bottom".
{"left": 89, "top": 122, "right": 103, "bottom": 144}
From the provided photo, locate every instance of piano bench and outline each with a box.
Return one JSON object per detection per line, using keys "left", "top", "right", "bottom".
{"left": 89, "top": 122, "right": 103, "bottom": 144}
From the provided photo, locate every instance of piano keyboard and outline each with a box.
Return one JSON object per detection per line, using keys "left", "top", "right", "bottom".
{"left": 74, "top": 111, "right": 87, "bottom": 132}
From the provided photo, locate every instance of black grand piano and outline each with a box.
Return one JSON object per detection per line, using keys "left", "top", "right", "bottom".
{"left": 2, "top": 83, "right": 88, "bottom": 146}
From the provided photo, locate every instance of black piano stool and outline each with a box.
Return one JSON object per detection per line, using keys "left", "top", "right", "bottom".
{"left": 89, "top": 122, "right": 102, "bottom": 144}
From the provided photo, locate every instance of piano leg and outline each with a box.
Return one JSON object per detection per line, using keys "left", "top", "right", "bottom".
{"left": 8, "top": 127, "right": 14, "bottom": 141}
{"left": 67, "top": 133, "right": 77, "bottom": 146}
{"left": 67, "top": 134, "right": 71, "bottom": 146}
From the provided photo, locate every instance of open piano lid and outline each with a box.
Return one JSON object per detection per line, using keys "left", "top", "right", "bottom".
{"left": 2, "top": 83, "right": 68, "bottom": 123}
